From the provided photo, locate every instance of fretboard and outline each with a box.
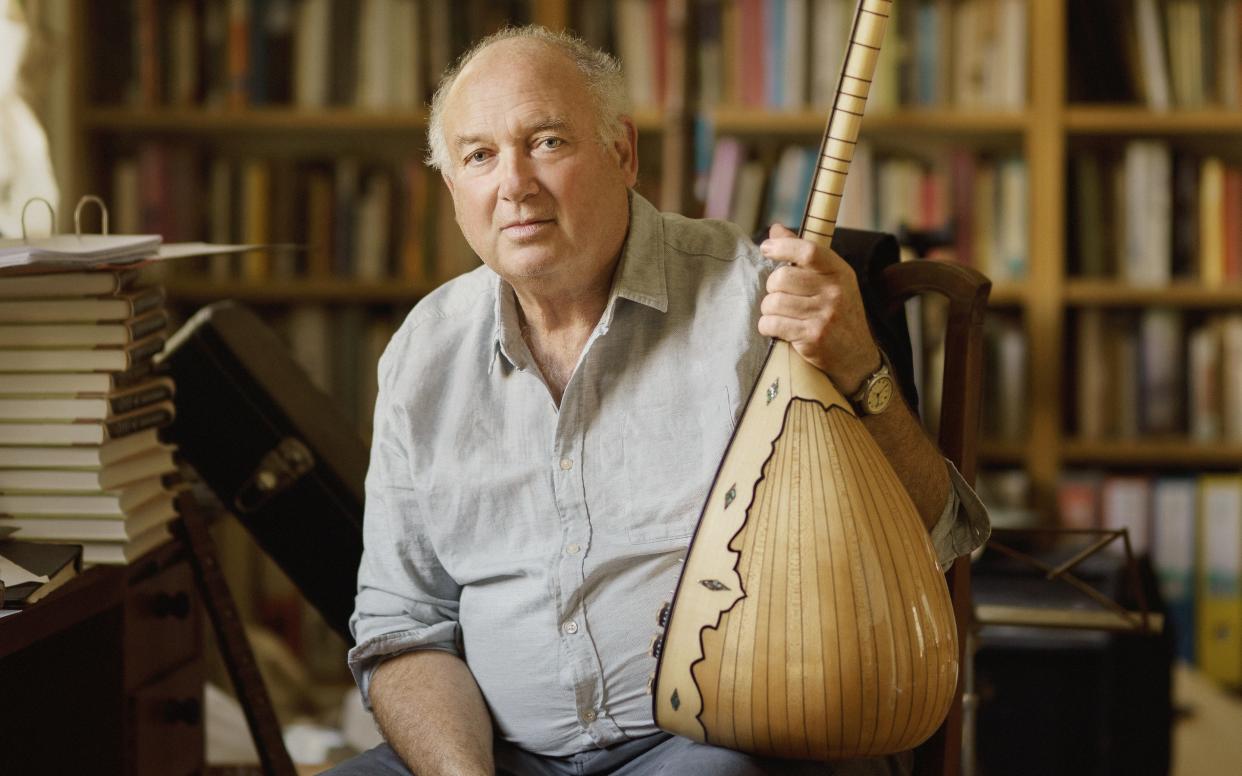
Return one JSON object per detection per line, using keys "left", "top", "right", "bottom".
{"left": 799, "top": 0, "right": 891, "bottom": 247}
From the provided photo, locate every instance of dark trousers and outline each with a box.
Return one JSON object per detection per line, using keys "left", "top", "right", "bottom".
{"left": 323, "top": 733, "right": 911, "bottom": 775}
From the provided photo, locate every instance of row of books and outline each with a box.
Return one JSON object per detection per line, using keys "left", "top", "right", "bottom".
{"left": 1070, "top": 144, "right": 1242, "bottom": 285}
{"left": 112, "top": 0, "right": 535, "bottom": 111}
{"left": 694, "top": 0, "right": 1027, "bottom": 112}
{"left": 1074, "top": 309, "right": 1242, "bottom": 442}
{"left": 272, "top": 305, "right": 399, "bottom": 441}
{"left": 982, "top": 314, "right": 1026, "bottom": 442}
{"left": 0, "top": 269, "right": 184, "bottom": 565}
{"left": 1071, "top": 0, "right": 1242, "bottom": 109}
{"left": 110, "top": 145, "right": 479, "bottom": 284}
{"left": 1057, "top": 471, "right": 1242, "bottom": 686}
{"left": 701, "top": 139, "right": 1029, "bottom": 280}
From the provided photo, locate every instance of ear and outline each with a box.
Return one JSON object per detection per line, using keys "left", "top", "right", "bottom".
{"left": 612, "top": 116, "right": 639, "bottom": 188}
{"left": 441, "top": 171, "right": 455, "bottom": 195}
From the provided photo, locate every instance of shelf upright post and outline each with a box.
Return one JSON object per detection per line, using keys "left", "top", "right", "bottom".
{"left": 1026, "top": 0, "right": 1067, "bottom": 517}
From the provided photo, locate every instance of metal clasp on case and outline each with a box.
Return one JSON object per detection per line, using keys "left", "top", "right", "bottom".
{"left": 234, "top": 437, "right": 315, "bottom": 515}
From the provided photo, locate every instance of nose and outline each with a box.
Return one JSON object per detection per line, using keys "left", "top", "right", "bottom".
{"left": 498, "top": 151, "right": 539, "bottom": 204}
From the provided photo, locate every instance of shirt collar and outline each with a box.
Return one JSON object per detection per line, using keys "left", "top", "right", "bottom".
{"left": 490, "top": 190, "right": 668, "bottom": 372}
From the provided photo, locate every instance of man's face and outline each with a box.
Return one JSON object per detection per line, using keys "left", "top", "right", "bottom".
{"left": 440, "top": 40, "right": 638, "bottom": 294}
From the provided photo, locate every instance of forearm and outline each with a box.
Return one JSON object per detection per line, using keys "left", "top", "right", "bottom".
{"left": 370, "top": 649, "right": 495, "bottom": 776}
{"left": 859, "top": 393, "right": 951, "bottom": 532}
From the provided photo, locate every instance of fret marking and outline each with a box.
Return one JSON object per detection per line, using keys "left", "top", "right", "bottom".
{"left": 821, "top": 155, "right": 851, "bottom": 164}
{"left": 803, "top": 227, "right": 831, "bottom": 239}
{"left": 861, "top": 9, "right": 890, "bottom": 19}
{"left": 853, "top": 42, "right": 881, "bottom": 51}
{"left": 834, "top": 108, "right": 864, "bottom": 117}
{"left": 827, "top": 136, "right": 858, "bottom": 145}
{"left": 812, "top": 188, "right": 843, "bottom": 198}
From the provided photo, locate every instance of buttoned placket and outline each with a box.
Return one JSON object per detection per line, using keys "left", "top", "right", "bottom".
{"left": 545, "top": 318, "right": 622, "bottom": 747}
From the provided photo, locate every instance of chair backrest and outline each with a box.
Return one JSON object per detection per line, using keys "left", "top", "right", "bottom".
{"left": 880, "top": 258, "right": 991, "bottom": 776}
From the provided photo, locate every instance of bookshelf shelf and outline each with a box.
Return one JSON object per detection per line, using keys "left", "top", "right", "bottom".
{"left": 1061, "top": 439, "right": 1242, "bottom": 467}
{"left": 709, "top": 108, "right": 1030, "bottom": 135}
{"left": 76, "top": 1, "right": 1242, "bottom": 524}
{"left": 979, "top": 440, "right": 1027, "bottom": 465}
{"left": 162, "top": 280, "right": 437, "bottom": 304}
{"left": 83, "top": 107, "right": 668, "bottom": 134}
{"left": 988, "top": 283, "right": 1027, "bottom": 308}
{"left": 1064, "top": 281, "right": 1242, "bottom": 307}
{"left": 84, "top": 107, "right": 430, "bottom": 132}
{"left": 1065, "top": 107, "right": 1242, "bottom": 134}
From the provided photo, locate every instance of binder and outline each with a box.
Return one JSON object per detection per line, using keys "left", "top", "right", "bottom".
{"left": 1153, "top": 477, "right": 1197, "bottom": 663}
{"left": 1197, "top": 474, "right": 1242, "bottom": 686}
{"left": 161, "top": 301, "right": 365, "bottom": 640}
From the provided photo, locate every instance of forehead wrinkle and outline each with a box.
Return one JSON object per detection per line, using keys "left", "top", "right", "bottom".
{"left": 453, "top": 114, "right": 576, "bottom": 151}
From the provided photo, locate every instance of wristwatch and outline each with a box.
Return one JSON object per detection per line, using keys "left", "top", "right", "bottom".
{"left": 848, "top": 355, "right": 895, "bottom": 417}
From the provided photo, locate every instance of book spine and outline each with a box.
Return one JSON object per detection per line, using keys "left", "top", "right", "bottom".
{"left": 130, "top": 312, "right": 171, "bottom": 342}
{"left": 109, "top": 383, "right": 175, "bottom": 416}
{"left": 105, "top": 407, "right": 173, "bottom": 441}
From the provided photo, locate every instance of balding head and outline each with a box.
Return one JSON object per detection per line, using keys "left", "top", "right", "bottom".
{"left": 426, "top": 26, "right": 630, "bottom": 177}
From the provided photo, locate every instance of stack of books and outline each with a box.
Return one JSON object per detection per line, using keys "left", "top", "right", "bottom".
{"left": 0, "top": 268, "right": 185, "bottom": 565}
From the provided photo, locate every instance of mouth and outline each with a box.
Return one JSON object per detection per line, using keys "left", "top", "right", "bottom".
{"left": 502, "top": 219, "right": 554, "bottom": 240}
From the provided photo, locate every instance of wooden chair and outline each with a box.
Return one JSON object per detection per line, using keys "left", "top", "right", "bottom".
{"left": 880, "top": 258, "right": 992, "bottom": 776}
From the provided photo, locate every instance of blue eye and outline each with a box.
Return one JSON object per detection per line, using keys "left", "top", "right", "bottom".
{"left": 466, "top": 150, "right": 490, "bottom": 165}
{"left": 540, "top": 137, "right": 564, "bottom": 149}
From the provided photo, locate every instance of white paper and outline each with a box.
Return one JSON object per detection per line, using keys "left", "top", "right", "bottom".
{"left": 0, "top": 554, "right": 48, "bottom": 587}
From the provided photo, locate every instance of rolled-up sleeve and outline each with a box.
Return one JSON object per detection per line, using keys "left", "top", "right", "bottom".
{"left": 347, "top": 350, "right": 462, "bottom": 709}
{"left": 929, "top": 459, "right": 991, "bottom": 569}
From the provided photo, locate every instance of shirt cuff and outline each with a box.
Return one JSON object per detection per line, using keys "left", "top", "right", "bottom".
{"left": 347, "top": 624, "right": 461, "bottom": 710}
{"left": 929, "top": 458, "right": 992, "bottom": 569}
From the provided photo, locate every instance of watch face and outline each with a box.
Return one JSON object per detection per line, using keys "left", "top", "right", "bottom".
{"left": 865, "top": 375, "right": 894, "bottom": 414}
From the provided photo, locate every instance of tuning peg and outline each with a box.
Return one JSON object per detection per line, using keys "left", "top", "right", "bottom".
{"left": 656, "top": 601, "right": 671, "bottom": 628}
{"left": 648, "top": 632, "right": 664, "bottom": 660}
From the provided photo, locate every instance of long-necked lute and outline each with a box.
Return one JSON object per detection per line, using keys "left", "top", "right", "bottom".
{"left": 651, "top": 0, "right": 958, "bottom": 760}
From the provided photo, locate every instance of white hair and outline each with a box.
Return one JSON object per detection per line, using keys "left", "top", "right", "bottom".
{"left": 425, "top": 25, "right": 631, "bottom": 175}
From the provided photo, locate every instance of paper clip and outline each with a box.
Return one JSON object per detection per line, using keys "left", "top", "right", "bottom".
{"left": 20, "top": 197, "right": 56, "bottom": 242}
{"left": 74, "top": 195, "right": 110, "bottom": 237}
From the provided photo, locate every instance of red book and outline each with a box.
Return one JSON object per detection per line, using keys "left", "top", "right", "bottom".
{"left": 952, "top": 151, "right": 976, "bottom": 266}
{"left": 650, "top": 0, "right": 668, "bottom": 109}
{"left": 136, "top": 0, "right": 161, "bottom": 106}
{"left": 226, "top": 0, "right": 249, "bottom": 109}
{"left": 1058, "top": 474, "right": 1101, "bottom": 531}
{"left": 1227, "top": 165, "right": 1242, "bottom": 282}
{"left": 739, "top": 0, "right": 765, "bottom": 107}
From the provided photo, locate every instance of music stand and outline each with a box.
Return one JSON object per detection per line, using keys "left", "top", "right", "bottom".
{"left": 161, "top": 301, "right": 369, "bottom": 776}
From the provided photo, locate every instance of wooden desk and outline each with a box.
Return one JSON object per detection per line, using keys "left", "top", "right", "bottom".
{"left": 0, "top": 540, "right": 204, "bottom": 775}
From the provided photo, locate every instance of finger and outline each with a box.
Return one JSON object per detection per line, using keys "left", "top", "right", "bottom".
{"left": 760, "top": 235, "right": 847, "bottom": 275}
{"left": 757, "top": 313, "right": 812, "bottom": 343}
{"left": 767, "top": 264, "right": 844, "bottom": 298}
{"left": 768, "top": 223, "right": 797, "bottom": 240}
{"left": 761, "top": 290, "right": 826, "bottom": 319}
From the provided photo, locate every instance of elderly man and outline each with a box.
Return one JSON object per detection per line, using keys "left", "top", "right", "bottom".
{"left": 333, "top": 26, "right": 988, "bottom": 776}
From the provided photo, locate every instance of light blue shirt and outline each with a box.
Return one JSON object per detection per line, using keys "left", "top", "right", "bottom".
{"left": 348, "top": 192, "right": 989, "bottom": 757}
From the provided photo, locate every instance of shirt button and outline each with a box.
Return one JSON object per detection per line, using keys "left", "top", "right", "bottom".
{"left": 559, "top": 457, "right": 573, "bottom": 470}
{"left": 581, "top": 709, "right": 597, "bottom": 723}
{"left": 566, "top": 543, "right": 581, "bottom": 555}
{"left": 563, "top": 620, "right": 579, "bottom": 635}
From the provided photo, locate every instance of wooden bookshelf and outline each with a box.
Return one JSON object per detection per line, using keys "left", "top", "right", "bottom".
{"left": 160, "top": 279, "right": 435, "bottom": 304}
{"left": 987, "top": 284, "right": 1027, "bottom": 308}
{"left": 708, "top": 108, "right": 1030, "bottom": 135}
{"left": 1064, "top": 281, "right": 1242, "bottom": 308}
{"left": 67, "top": 0, "right": 1242, "bottom": 522}
{"left": 83, "top": 106, "right": 669, "bottom": 134}
{"left": 1061, "top": 440, "right": 1242, "bottom": 468}
{"left": 1065, "top": 107, "right": 1242, "bottom": 134}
